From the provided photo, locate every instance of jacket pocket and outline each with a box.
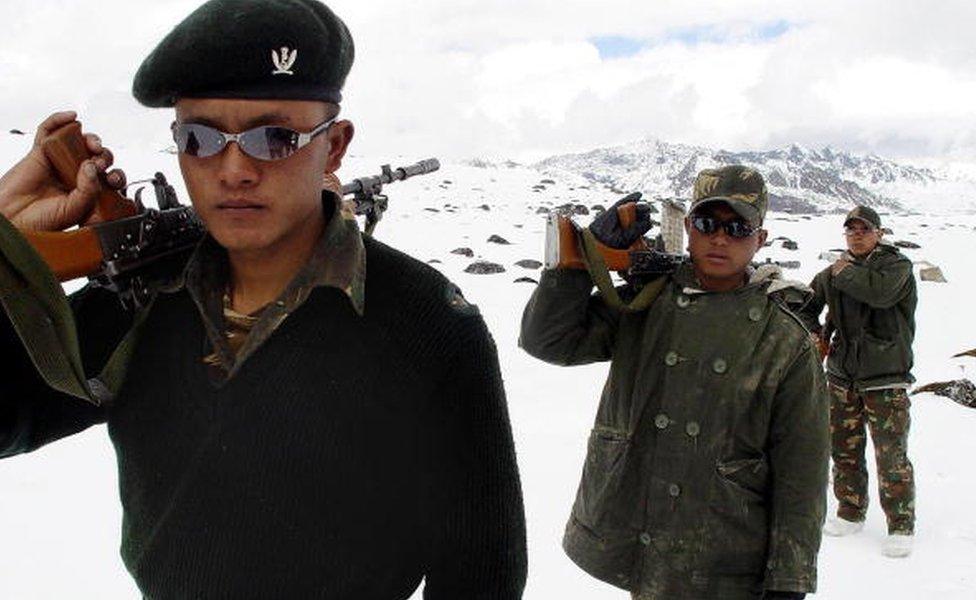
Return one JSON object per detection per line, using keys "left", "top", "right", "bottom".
{"left": 573, "top": 426, "right": 632, "bottom": 531}
{"left": 860, "top": 332, "right": 908, "bottom": 376}
{"left": 716, "top": 458, "right": 769, "bottom": 503}
{"left": 707, "top": 458, "right": 770, "bottom": 575}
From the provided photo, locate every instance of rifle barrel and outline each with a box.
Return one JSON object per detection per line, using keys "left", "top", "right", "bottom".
{"left": 341, "top": 158, "right": 440, "bottom": 196}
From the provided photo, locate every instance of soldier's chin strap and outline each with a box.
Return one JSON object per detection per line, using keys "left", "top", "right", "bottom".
{"left": 579, "top": 228, "right": 667, "bottom": 313}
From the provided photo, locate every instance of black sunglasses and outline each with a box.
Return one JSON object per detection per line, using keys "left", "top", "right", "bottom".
{"left": 690, "top": 215, "right": 758, "bottom": 239}
{"left": 171, "top": 117, "right": 336, "bottom": 161}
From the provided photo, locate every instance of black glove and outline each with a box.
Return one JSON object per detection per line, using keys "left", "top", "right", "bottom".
{"left": 763, "top": 592, "right": 805, "bottom": 600}
{"left": 588, "top": 192, "right": 653, "bottom": 249}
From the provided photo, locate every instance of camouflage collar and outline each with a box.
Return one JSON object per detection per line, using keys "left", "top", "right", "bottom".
{"left": 180, "top": 190, "right": 366, "bottom": 378}
{"left": 181, "top": 190, "right": 366, "bottom": 316}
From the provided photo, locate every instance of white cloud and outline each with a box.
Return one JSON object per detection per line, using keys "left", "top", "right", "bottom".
{"left": 0, "top": 0, "right": 973, "bottom": 166}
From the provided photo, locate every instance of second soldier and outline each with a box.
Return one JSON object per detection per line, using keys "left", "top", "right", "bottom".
{"left": 521, "top": 166, "right": 829, "bottom": 600}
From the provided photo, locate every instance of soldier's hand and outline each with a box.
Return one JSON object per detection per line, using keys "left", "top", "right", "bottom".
{"left": 831, "top": 258, "right": 851, "bottom": 276}
{"left": 589, "top": 192, "right": 653, "bottom": 249}
{"left": 0, "top": 111, "right": 127, "bottom": 232}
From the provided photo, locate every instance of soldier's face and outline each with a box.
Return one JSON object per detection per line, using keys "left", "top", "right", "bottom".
{"left": 844, "top": 219, "right": 882, "bottom": 257}
{"left": 174, "top": 98, "right": 353, "bottom": 258}
{"left": 685, "top": 204, "right": 767, "bottom": 291}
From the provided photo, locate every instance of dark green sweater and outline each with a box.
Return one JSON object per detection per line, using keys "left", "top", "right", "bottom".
{"left": 0, "top": 237, "right": 526, "bottom": 599}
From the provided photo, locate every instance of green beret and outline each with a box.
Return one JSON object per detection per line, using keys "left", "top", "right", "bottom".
{"left": 133, "top": 0, "right": 354, "bottom": 107}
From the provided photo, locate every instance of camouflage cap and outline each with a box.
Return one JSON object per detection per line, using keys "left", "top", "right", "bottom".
{"left": 843, "top": 205, "right": 881, "bottom": 229}
{"left": 690, "top": 165, "right": 768, "bottom": 226}
{"left": 133, "top": 0, "right": 354, "bottom": 107}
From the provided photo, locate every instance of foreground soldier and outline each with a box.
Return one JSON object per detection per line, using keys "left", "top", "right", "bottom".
{"left": 521, "top": 166, "right": 828, "bottom": 599}
{"left": 798, "top": 205, "right": 917, "bottom": 558}
{"left": 0, "top": 1, "right": 526, "bottom": 597}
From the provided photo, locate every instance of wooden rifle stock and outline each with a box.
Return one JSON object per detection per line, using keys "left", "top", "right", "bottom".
{"left": 546, "top": 202, "right": 646, "bottom": 271}
{"left": 22, "top": 121, "right": 139, "bottom": 281}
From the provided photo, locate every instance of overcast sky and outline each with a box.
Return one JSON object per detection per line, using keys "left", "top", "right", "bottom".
{"left": 1, "top": 0, "right": 974, "bottom": 165}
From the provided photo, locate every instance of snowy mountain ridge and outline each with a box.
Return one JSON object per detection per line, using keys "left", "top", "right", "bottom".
{"left": 518, "top": 139, "right": 975, "bottom": 214}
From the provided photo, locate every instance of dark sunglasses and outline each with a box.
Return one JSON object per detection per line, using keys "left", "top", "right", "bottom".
{"left": 171, "top": 117, "right": 336, "bottom": 161}
{"left": 843, "top": 225, "right": 877, "bottom": 237}
{"left": 690, "top": 215, "right": 758, "bottom": 239}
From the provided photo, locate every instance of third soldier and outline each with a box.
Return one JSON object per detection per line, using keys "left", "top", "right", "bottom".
{"left": 798, "top": 205, "right": 917, "bottom": 558}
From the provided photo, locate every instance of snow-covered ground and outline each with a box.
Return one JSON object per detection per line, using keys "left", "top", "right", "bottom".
{"left": 0, "top": 136, "right": 974, "bottom": 598}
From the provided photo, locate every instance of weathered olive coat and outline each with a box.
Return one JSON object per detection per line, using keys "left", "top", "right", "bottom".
{"left": 799, "top": 242, "right": 917, "bottom": 391}
{"left": 520, "top": 265, "right": 828, "bottom": 599}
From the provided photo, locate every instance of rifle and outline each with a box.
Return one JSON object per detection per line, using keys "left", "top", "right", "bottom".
{"left": 21, "top": 122, "right": 440, "bottom": 309}
{"left": 544, "top": 197, "right": 685, "bottom": 279}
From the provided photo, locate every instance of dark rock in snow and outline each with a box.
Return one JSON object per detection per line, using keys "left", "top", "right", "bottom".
{"left": 894, "top": 240, "right": 921, "bottom": 249}
{"left": 912, "top": 379, "right": 976, "bottom": 408}
{"left": 427, "top": 259, "right": 442, "bottom": 264}
{"left": 555, "top": 203, "right": 589, "bottom": 216}
{"left": 9, "top": 129, "right": 25, "bottom": 135}
{"left": 515, "top": 259, "right": 542, "bottom": 269}
{"left": 514, "top": 277, "right": 539, "bottom": 284}
{"left": 919, "top": 266, "right": 946, "bottom": 282}
{"left": 535, "top": 207, "right": 549, "bottom": 214}
{"left": 465, "top": 261, "right": 506, "bottom": 274}
{"left": 451, "top": 247, "right": 474, "bottom": 257}
{"left": 782, "top": 240, "right": 799, "bottom": 250}
{"left": 424, "top": 208, "right": 440, "bottom": 213}
{"left": 487, "top": 234, "right": 511, "bottom": 245}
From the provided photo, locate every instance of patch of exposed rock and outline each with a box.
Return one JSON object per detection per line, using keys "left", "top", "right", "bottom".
{"left": 515, "top": 259, "right": 542, "bottom": 269}
{"left": 465, "top": 261, "right": 506, "bottom": 274}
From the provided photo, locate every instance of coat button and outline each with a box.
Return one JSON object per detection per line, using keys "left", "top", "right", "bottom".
{"left": 665, "top": 351, "right": 679, "bottom": 366}
{"left": 654, "top": 414, "right": 670, "bottom": 429}
{"left": 668, "top": 483, "right": 681, "bottom": 497}
{"left": 712, "top": 358, "right": 727, "bottom": 374}
{"left": 749, "top": 306, "right": 763, "bottom": 322}
{"left": 639, "top": 532, "right": 652, "bottom": 545}
{"left": 676, "top": 295, "right": 690, "bottom": 308}
{"left": 685, "top": 421, "right": 700, "bottom": 437}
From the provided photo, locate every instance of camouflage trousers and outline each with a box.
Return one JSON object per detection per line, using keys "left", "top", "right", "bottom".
{"left": 829, "top": 384, "right": 915, "bottom": 534}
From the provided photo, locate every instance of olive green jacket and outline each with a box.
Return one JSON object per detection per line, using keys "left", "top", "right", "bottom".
{"left": 798, "top": 242, "right": 916, "bottom": 391}
{"left": 520, "top": 265, "right": 828, "bottom": 599}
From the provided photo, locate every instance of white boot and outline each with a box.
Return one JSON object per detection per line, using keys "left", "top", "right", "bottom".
{"left": 882, "top": 533, "right": 914, "bottom": 558}
{"left": 823, "top": 516, "right": 865, "bottom": 536}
